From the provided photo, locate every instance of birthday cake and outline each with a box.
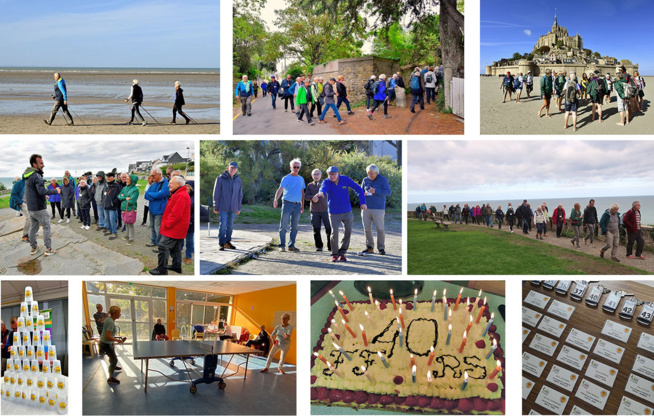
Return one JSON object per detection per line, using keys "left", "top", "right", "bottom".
{"left": 311, "top": 292, "right": 505, "bottom": 414}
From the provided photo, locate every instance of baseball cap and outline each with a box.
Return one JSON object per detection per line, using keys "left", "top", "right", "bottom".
{"left": 326, "top": 166, "right": 339, "bottom": 174}
{"left": 229, "top": 162, "right": 238, "bottom": 168}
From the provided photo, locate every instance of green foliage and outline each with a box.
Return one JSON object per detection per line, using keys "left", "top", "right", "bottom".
{"left": 537, "top": 45, "right": 550, "bottom": 54}
{"left": 527, "top": 52, "right": 534, "bottom": 60}
{"left": 0, "top": 183, "right": 6, "bottom": 191}
{"left": 372, "top": 15, "right": 440, "bottom": 67}
{"left": 336, "top": 151, "right": 401, "bottom": 209}
{"left": 584, "top": 48, "right": 592, "bottom": 56}
{"left": 556, "top": 40, "right": 564, "bottom": 49}
{"left": 511, "top": 52, "right": 522, "bottom": 60}
{"left": 593, "top": 52, "right": 601, "bottom": 58}
{"left": 234, "top": 0, "right": 270, "bottom": 78}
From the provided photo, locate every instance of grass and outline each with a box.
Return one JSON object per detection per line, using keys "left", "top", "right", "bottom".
{"left": 407, "top": 220, "right": 651, "bottom": 275}
{"left": 0, "top": 194, "right": 10, "bottom": 209}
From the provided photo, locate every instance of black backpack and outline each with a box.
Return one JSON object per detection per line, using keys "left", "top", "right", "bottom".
{"left": 595, "top": 78, "right": 605, "bottom": 95}
{"left": 426, "top": 73, "right": 434, "bottom": 84}
{"left": 371, "top": 80, "right": 381, "bottom": 95}
{"left": 133, "top": 84, "right": 143, "bottom": 103}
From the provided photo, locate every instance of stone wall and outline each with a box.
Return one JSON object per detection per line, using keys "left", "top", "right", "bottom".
{"left": 487, "top": 61, "right": 639, "bottom": 77}
{"left": 311, "top": 56, "right": 400, "bottom": 103}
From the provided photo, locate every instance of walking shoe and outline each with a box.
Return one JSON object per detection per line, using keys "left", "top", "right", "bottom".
{"left": 330, "top": 255, "right": 338, "bottom": 262}
{"left": 169, "top": 121, "right": 176, "bottom": 124}
{"left": 57, "top": 219, "right": 64, "bottom": 224}
{"left": 43, "top": 120, "right": 51, "bottom": 125}
{"left": 65, "top": 218, "right": 70, "bottom": 223}
{"left": 109, "top": 234, "right": 118, "bottom": 240}
{"left": 126, "top": 239, "right": 133, "bottom": 246}
{"left": 316, "top": 248, "right": 323, "bottom": 252}
{"left": 288, "top": 247, "right": 300, "bottom": 252}
{"left": 279, "top": 247, "right": 286, "bottom": 252}
{"left": 570, "top": 240, "right": 575, "bottom": 246}
{"left": 600, "top": 250, "right": 604, "bottom": 258}
{"left": 145, "top": 243, "right": 157, "bottom": 247}
{"left": 338, "top": 255, "right": 347, "bottom": 262}
{"left": 44, "top": 247, "right": 56, "bottom": 256}
{"left": 107, "top": 377, "right": 120, "bottom": 385}
{"left": 638, "top": 256, "right": 646, "bottom": 260}
{"left": 148, "top": 268, "right": 167, "bottom": 275}
{"left": 347, "top": 111, "right": 354, "bottom": 115}
{"left": 115, "top": 366, "right": 123, "bottom": 371}
{"left": 308, "top": 121, "right": 314, "bottom": 125}
{"left": 22, "top": 235, "right": 29, "bottom": 242}
{"left": 152, "top": 249, "right": 159, "bottom": 253}
{"left": 95, "top": 226, "right": 103, "bottom": 231}
{"left": 410, "top": 109, "right": 416, "bottom": 113}
{"left": 184, "top": 258, "right": 192, "bottom": 265}
{"left": 103, "top": 231, "right": 112, "bottom": 236}
{"left": 384, "top": 115, "right": 391, "bottom": 119}
{"left": 141, "top": 122, "right": 147, "bottom": 126}
{"left": 165, "top": 265, "right": 183, "bottom": 274}
{"left": 219, "top": 246, "right": 225, "bottom": 251}
{"left": 379, "top": 249, "right": 386, "bottom": 255}
{"left": 186, "top": 119, "right": 191, "bottom": 124}
{"left": 81, "top": 225, "right": 85, "bottom": 229}
{"left": 361, "top": 247, "right": 374, "bottom": 254}
{"left": 225, "top": 242, "right": 236, "bottom": 249}
{"left": 126, "top": 121, "right": 133, "bottom": 125}
{"left": 30, "top": 245, "right": 41, "bottom": 255}
{"left": 611, "top": 257, "right": 620, "bottom": 262}
{"left": 66, "top": 122, "right": 74, "bottom": 126}
{"left": 319, "top": 120, "right": 326, "bottom": 124}
{"left": 367, "top": 113, "right": 373, "bottom": 120}
{"left": 338, "top": 120, "right": 346, "bottom": 125}
{"left": 121, "top": 226, "right": 126, "bottom": 232}
{"left": 260, "top": 368, "right": 269, "bottom": 373}
{"left": 627, "top": 255, "right": 635, "bottom": 259}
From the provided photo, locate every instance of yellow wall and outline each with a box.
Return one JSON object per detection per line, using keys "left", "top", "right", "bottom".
{"left": 232, "top": 284, "right": 297, "bottom": 365}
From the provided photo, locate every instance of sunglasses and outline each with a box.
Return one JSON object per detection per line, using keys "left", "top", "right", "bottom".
{"left": 292, "top": 166, "right": 300, "bottom": 169}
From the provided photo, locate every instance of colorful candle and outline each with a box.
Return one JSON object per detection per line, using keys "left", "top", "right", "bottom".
{"left": 331, "top": 319, "right": 342, "bottom": 336}
{"left": 361, "top": 365, "right": 374, "bottom": 383}
{"left": 313, "top": 352, "right": 328, "bottom": 364}
{"left": 399, "top": 298, "right": 403, "bottom": 309}
{"left": 413, "top": 289, "right": 418, "bottom": 310}
{"left": 377, "top": 351, "right": 389, "bottom": 368}
{"left": 427, "top": 346, "right": 435, "bottom": 366}
{"left": 399, "top": 327, "right": 404, "bottom": 348}
{"left": 390, "top": 289, "right": 397, "bottom": 310}
{"left": 399, "top": 308, "right": 406, "bottom": 330}
{"left": 454, "top": 287, "right": 464, "bottom": 311}
{"left": 482, "top": 313, "right": 495, "bottom": 337}
{"left": 465, "top": 315, "right": 473, "bottom": 334}
{"left": 459, "top": 330, "right": 467, "bottom": 353}
{"left": 443, "top": 289, "right": 448, "bottom": 320}
{"left": 431, "top": 290, "right": 437, "bottom": 312}
{"left": 333, "top": 342, "right": 351, "bottom": 361}
{"left": 327, "top": 361, "right": 343, "bottom": 377}
{"left": 466, "top": 297, "right": 470, "bottom": 310}
{"left": 339, "top": 290, "right": 354, "bottom": 311}
{"left": 343, "top": 319, "right": 356, "bottom": 338}
{"left": 327, "top": 328, "right": 338, "bottom": 341}
{"left": 368, "top": 286, "right": 374, "bottom": 304}
{"left": 427, "top": 370, "right": 433, "bottom": 383}
{"left": 360, "top": 324, "right": 368, "bottom": 347}
{"left": 489, "top": 360, "right": 502, "bottom": 379}
{"left": 448, "top": 309, "right": 452, "bottom": 321}
{"left": 412, "top": 365, "right": 417, "bottom": 383}
{"left": 336, "top": 300, "right": 349, "bottom": 323}
{"left": 486, "top": 339, "right": 497, "bottom": 359}
{"left": 365, "top": 311, "right": 376, "bottom": 329}
{"left": 475, "top": 297, "right": 487, "bottom": 324}
{"left": 446, "top": 324, "right": 452, "bottom": 345}
{"left": 461, "top": 371, "right": 469, "bottom": 390}
{"left": 329, "top": 290, "right": 339, "bottom": 304}
{"left": 375, "top": 300, "right": 382, "bottom": 318}
{"left": 476, "top": 290, "right": 483, "bottom": 308}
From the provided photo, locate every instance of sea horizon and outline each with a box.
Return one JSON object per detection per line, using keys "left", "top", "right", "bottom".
{"left": 0, "top": 66, "right": 220, "bottom": 75}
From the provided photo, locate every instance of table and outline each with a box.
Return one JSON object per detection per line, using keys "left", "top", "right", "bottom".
{"left": 132, "top": 340, "right": 260, "bottom": 394}
{"left": 522, "top": 280, "right": 654, "bottom": 415}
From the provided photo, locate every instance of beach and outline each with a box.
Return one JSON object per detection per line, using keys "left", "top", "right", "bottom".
{"left": 480, "top": 76, "right": 653, "bottom": 135}
{"left": 0, "top": 69, "right": 219, "bottom": 134}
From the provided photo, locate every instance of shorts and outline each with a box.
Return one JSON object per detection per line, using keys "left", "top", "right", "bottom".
{"left": 591, "top": 93, "right": 604, "bottom": 104}
{"left": 543, "top": 94, "right": 551, "bottom": 100}
{"left": 565, "top": 101, "right": 578, "bottom": 112}
{"left": 617, "top": 96, "right": 628, "bottom": 112}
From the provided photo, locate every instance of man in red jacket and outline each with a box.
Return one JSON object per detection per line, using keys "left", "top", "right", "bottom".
{"left": 149, "top": 176, "right": 191, "bottom": 275}
{"left": 623, "top": 201, "right": 645, "bottom": 260}
{"left": 552, "top": 204, "right": 566, "bottom": 238}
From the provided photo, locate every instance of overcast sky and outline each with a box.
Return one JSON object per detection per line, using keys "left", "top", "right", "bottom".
{"left": 408, "top": 141, "right": 654, "bottom": 203}
{"left": 2, "top": 141, "right": 194, "bottom": 178}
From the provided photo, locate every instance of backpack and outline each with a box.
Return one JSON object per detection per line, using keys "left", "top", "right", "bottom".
{"left": 410, "top": 76, "right": 421, "bottom": 91}
{"left": 625, "top": 79, "right": 639, "bottom": 97}
{"left": 513, "top": 77, "right": 521, "bottom": 89}
{"left": 564, "top": 81, "right": 578, "bottom": 104}
{"left": 595, "top": 79, "right": 605, "bottom": 95}
{"left": 371, "top": 80, "right": 381, "bottom": 95}
{"left": 364, "top": 79, "right": 372, "bottom": 92}
{"left": 426, "top": 73, "right": 434, "bottom": 84}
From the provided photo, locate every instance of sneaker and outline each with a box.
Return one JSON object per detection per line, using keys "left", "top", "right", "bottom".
{"left": 85, "top": 226, "right": 90, "bottom": 230}
{"left": 367, "top": 113, "right": 373, "bottom": 120}
{"left": 126, "top": 121, "right": 133, "bottom": 125}
{"left": 260, "top": 368, "right": 269, "bottom": 373}
{"left": 141, "top": 122, "right": 147, "bottom": 126}
{"left": 627, "top": 255, "right": 635, "bottom": 259}
{"left": 121, "top": 226, "right": 126, "bottom": 232}
{"left": 80, "top": 225, "right": 85, "bottom": 229}
{"left": 169, "top": 121, "right": 176, "bottom": 124}
{"left": 109, "top": 234, "right": 118, "bottom": 240}
{"left": 330, "top": 255, "right": 338, "bottom": 262}
{"left": 44, "top": 247, "right": 56, "bottom": 256}
{"left": 145, "top": 243, "right": 157, "bottom": 247}
{"left": 316, "top": 248, "right": 323, "bottom": 252}
{"left": 308, "top": 121, "right": 314, "bottom": 125}
{"left": 347, "top": 111, "right": 355, "bottom": 115}
{"left": 184, "top": 258, "right": 192, "bottom": 265}
{"left": 148, "top": 268, "right": 168, "bottom": 275}
{"left": 152, "top": 249, "right": 159, "bottom": 253}
{"left": 30, "top": 245, "right": 41, "bottom": 255}
{"left": 95, "top": 226, "right": 104, "bottom": 231}
{"left": 107, "top": 377, "right": 120, "bottom": 384}
{"left": 219, "top": 246, "right": 225, "bottom": 251}
{"left": 279, "top": 247, "right": 286, "bottom": 252}
{"left": 43, "top": 120, "right": 51, "bottom": 126}
{"left": 22, "top": 235, "right": 29, "bottom": 242}
{"left": 57, "top": 219, "right": 64, "bottom": 224}
{"left": 288, "top": 247, "right": 300, "bottom": 252}
{"left": 611, "top": 257, "right": 620, "bottom": 262}
{"left": 410, "top": 109, "right": 416, "bottom": 113}
{"left": 225, "top": 242, "right": 236, "bottom": 250}
{"left": 379, "top": 249, "right": 386, "bottom": 255}
{"left": 384, "top": 115, "right": 391, "bottom": 119}
{"left": 126, "top": 240, "right": 133, "bottom": 246}
{"left": 338, "top": 120, "right": 346, "bottom": 125}
{"left": 638, "top": 256, "right": 646, "bottom": 260}
{"left": 339, "top": 255, "right": 347, "bottom": 262}
{"left": 361, "top": 247, "right": 374, "bottom": 254}
{"left": 600, "top": 250, "right": 604, "bottom": 258}
{"left": 65, "top": 218, "right": 70, "bottom": 223}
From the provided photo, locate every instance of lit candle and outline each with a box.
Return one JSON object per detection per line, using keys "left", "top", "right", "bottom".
{"left": 329, "top": 290, "right": 339, "bottom": 304}
{"left": 331, "top": 319, "right": 342, "bottom": 336}
{"left": 475, "top": 290, "right": 483, "bottom": 308}
{"left": 413, "top": 289, "right": 418, "bottom": 310}
{"left": 333, "top": 342, "right": 351, "bottom": 361}
{"left": 412, "top": 365, "right": 417, "bottom": 383}
{"left": 448, "top": 309, "right": 452, "bottom": 321}
{"left": 375, "top": 300, "right": 382, "bottom": 318}
{"left": 390, "top": 289, "right": 397, "bottom": 310}
{"left": 399, "top": 327, "right": 404, "bottom": 348}
{"left": 336, "top": 300, "right": 349, "bottom": 323}
{"left": 368, "top": 286, "right": 374, "bottom": 304}
{"left": 475, "top": 297, "right": 487, "bottom": 324}
{"left": 377, "top": 351, "right": 389, "bottom": 368}
{"left": 443, "top": 289, "right": 448, "bottom": 320}
{"left": 361, "top": 365, "right": 375, "bottom": 383}
{"left": 342, "top": 319, "right": 356, "bottom": 338}
{"left": 410, "top": 353, "right": 415, "bottom": 367}
{"left": 339, "top": 290, "right": 354, "bottom": 311}
{"left": 365, "top": 311, "right": 376, "bottom": 329}
{"left": 327, "top": 361, "right": 343, "bottom": 378}
{"left": 489, "top": 360, "right": 502, "bottom": 379}
{"left": 462, "top": 371, "right": 469, "bottom": 390}
{"left": 466, "top": 297, "right": 470, "bottom": 310}
{"left": 313, "top": 352, "right": 328, "bottom": 364}
{"left": 486, "top": 339, "right": 498, "bottom": 359}
{"left": 327, "top": 328, "right": 338, "bottom": 341}
{"left": 399, "top": 298, "right": 403, "bottom": 309}
{"left": 399, "top": 308, "right": 406, "bottom": 330}
{"left": 446, "top": 324, "right": 452, "bottom": 345}
{"left": 360, "top": 324, "right": 368, "bottom": 347}
{"left": 431, "top": 290, "right": 437, "bottom": 312}
{"left": 465, "top": 315, "right": 473, "bottom": 334}
{"left": 482, "top": 313, "right": 495, "bottom": 337}
{"left": 427, "top": 346, "right": 435, "bottom": 366}
{"left": 454, "top": 287, "right": 464, "bottom": 311}
{"left": 427, "top": 370, "right": 433, "bottom": 383}
{"left": 459, "top": 330, "right": 467, "bottom": 353}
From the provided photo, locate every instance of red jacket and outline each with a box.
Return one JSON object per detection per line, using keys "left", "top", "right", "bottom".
{"left": 161, "top": 186, "right": 191, "bottom": 239}
{"left": 622, "top": 208, "right": 640, "bottom": 234}
{"left": 552, "top": 207, "right": 566, "bottom": 225}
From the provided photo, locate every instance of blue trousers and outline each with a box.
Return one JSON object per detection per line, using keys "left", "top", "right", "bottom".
{"left": 106, "top": 209, "right": 118, "bottom": 234}
{"left": 279, "top": 201, "right": 301, "bottom": 248}
{"left": 271, "top": 93, "right": 277, "bottom": 108}
{"left": 97, "top": 205, "right": 106, "bottom": 228}
{"left": 320, "top": 103, "right": 341, "bottom": 121}
{"left": 337, "top": 96, "right": 351, "bottom": 112}
{"left": 219, "top": 211, "right": 236, "bottom": 245}
{"left": 181, "top": 230, "right": 194, "bottom": 259}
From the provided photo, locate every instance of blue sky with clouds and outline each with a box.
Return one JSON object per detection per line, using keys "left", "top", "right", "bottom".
{"left": 0, "top": 0, "right": 219, "bottom": 68}
{"left": 480, "top": 0, "right": 654, "bottom": 75}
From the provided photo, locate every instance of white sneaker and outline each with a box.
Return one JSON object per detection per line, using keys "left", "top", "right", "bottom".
{"left": 57, "top": 219, "right": 64, "bottom": 223}
{"left": 85, "top": 226, "right": 90, "bottom": 230}
{"left": 80, "top": 225, "right": 85, "bottom": 229}
{"left": 66, "top": 218, "right": 70, "bottom": 223}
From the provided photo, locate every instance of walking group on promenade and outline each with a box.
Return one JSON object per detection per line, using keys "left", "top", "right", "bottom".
{"left": 234, "top": 65, "right": 443, "bottom": 124}
{"left": 213, "top": 160, "right": 392, "bottom": 262}
{"left": 500, "top": 66, "right": 646, "bottom": 131}
{"left": 42, "top": 72, "right": 196, "bottom": 127}
{"left": 417, "top": 198, "right": 646, "bottom": 262}
{"left": 10, "top": 155, "right": 194, "bottom": 275}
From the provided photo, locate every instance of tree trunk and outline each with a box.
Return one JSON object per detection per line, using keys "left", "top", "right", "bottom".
{"left": 440, "top": 0, "right": 464, "bottom": 109}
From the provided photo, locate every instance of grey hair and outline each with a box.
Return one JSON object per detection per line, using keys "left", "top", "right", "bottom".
{"left": 133, "top": 79, "right": 139, "bottom": 85}
{"left": 366, "top": 164, "right": 379, "bottom": 174}
{"left": 14, "top": 176, "right": 20, "bottom": 181}
{"left": 379, "top": 74, "right": 386, "bottom": 80}
{"left": 151, "top": 167, "right": 162, "bottom": 175}
{"left": 370, "top": 75, "right": 376, "bottom": 80}
{"left": 611, "top": 203, "right": 620, "bottom": 210}
{"left": 242, "top": 75, "right": 248, "bottom": 79}
{"left": 171, "top": 176, "right": 186, "bottom": 187}
{"left": 50, "top": 177, "right": 57, "bottom": 182}
{"left": 80, "top": 179, "right": 87, "bottom": 186}
{"left": 311, "top": 169, "right": 321, "bottom": 175}
{"left": 290, "top": 158, "right": 302, "bottom": 168}
{"left": 174, "top": 81, "right": 181, "bottom": 87}
{"left": 172, "top": 170, "right": 182, "bottom": 177}
{"left": 633, "top": 201, "right": 640, "bottom": 207}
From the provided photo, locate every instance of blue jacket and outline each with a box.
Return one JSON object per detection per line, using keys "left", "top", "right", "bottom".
{"left": 389, "top": 78, "right": 397, "bottom": 89}
{"left": 47, "top": 184, "right": 61, "bottom": 203}
{"left": 54, "top": 77, "right": 68, "bottom": 102}
{"left": 319, "top": 175, "right": 366, "bottom": 215}
{"left": 373, "top": 80, "right": 387, "bottom": 101}
{"left": 213, "top": 171, "right": 243, "bottom": 212}
{"left": 281, "top": 79, "right": 294, "bottom": 97}
{"left": 10, "top": 179, "right": 25, "bottom": 211}
{"left": 234, "top": 80, "right": 253, "bottom": 98}
{"left": 144, "top": 178, "right": 170, "bottom": 215}
{"left": 599, "top": 209, "right": 622, "bottom": 235}
{"left": 361, "top": 174, "right": 391, "bottom": 210}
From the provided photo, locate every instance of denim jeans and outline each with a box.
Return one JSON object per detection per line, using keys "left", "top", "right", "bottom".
{"left": 319, "top": 103, "right": 342, "bottom": 121}
{"left": 279, "top": 201, "right": 302, "bottom": 248}
{"left": 184, "top": 231, "right": 194, "bottom": 259}
{"left": 271, "top": 93, "right": 277, "bottom": 108}
{"left": 337, "top": 96, "right": 351, "bottom": 112}
{"left": 454, "top": 213, "right": 461, "bottom": 223}
{"left": 410, "top": 93, "right": 424, "bottom": 111}
{"left": 497, "top": 218, "right": 503, "bottom": 229}
{"left": 150, "top": 213, "right": 163, "bottom": 245}
{"left": 219, "top": 211, "right": 236, "bottom": 245}
{"left": 106, "top": 209, "right": 118, "bottom": 234}
{"left": 97, "top": 205, "right": 106, "bottom": 228}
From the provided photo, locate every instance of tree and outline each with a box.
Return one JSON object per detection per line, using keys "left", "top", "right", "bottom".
{"left": 440, "top": 0, "right": 464, "bottom": 77}
{"left": 593, "top": 51, "right": 601, "bottom": 58}
{"left": 372, "top": 16, "right": 440, "bottom": 67}
{"left": 233, "top": 0, "right": 269, "bottom": 77}
{"left": 385, "top": 140, "right": 401, "bottom": 167}
{"left": 512, "top": 52, "right": 522, "bottom": 60}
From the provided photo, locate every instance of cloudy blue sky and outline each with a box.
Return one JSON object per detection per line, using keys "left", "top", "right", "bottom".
{"left": 0, "top": 0, "right": 219, "bottom": 68}
{"left": 481, "top": 0, "right": 654, "bottom": 74}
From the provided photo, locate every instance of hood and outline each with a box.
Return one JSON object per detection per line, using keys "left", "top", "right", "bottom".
{"left": 186, "top": 180, "right": 195, "bottom": 196}
{"left": 220, "top": 171, "right": 238, "bottom": 180}
{"left": 96, "top": 171, "right": 106, "bottom": 182}
{"left": 23, "top": 166, "right": 40, "bottom": 180}
{"left": 129, "top": 174, "right": 139, "bottom": 186}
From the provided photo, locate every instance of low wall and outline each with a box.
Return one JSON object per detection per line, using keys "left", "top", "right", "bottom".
{"left": 488, "top": 62, "right": 639, "bottom": 77}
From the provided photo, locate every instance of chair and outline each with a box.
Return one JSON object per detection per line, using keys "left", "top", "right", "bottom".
{"left": 82, "top": 327, "right": 99, "bottom": 357}
{"left": 194, "top": 332, "right": 205, "bottom": 340}
{"left": 171, "top": 329, "right": 181, "bottom": 341}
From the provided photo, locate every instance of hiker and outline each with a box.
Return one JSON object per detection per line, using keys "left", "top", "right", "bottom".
{"left": 540, "top": 203, "right": 549, "bottom": 237}
{"left": 309, "top": 78, "right": 322, "bottom": 118}
{"left": 555, "top": 70, "right": 567, "bottom": 112}
{"left": 295, "top": 78, "right": 315, "bottom": 125}
{"left": 441, "top": 204, "right": 448, "bottom": 221}
{"left": 538, "top": 69, "right": 553, "bottom": 118}
{"left": 360, "top": 164, "right": 391, "bottom": 255}
{"left": 24, "top": 154, "right": 60, "bottom": 256}
{"left": 117, "top": 173, "right": 139, "bottom": 246}
{"left": 280, "top": 74, "right": 295, "bottom": 112}
{"left": 267, "top": 75, "right": 280, "bottom": 110}
{"left": 534, "top": 206, "right": 547, "bottom": 240}
{"left": 260, "top": 79, "right": 268, "bottom": 97}
{"left": 474, "top": 205, "right": 481, "bottom": 225}
{"left": 516, "top": 200, "right": 531, "bottom": 234}
{"left": 291, "top": 76, "right": 302, "bottom": 115}
{"left": 335, "top": 75, "right": 355, "bottom": 115}
{"left": 525, "top": 71, "right": 534, "bottom": 98}
{"left": 570, "top": 203, "right": 583, "bottom": 249}
{"left": 395, "top": 72, "right": 405, "bottom": 89}
{"left": 388, "top": 74, "right": 398, "bottom": 105}
{"left": 462, "top": 204, "right": 470, "bottom": 224}
{"left": 514, "top": 73, "right": 523, "bottom": 103}
{"left": 78, "top": 179, "right": 93, "bottom": 230}
{"left": 501, "top": 71, "right": 514, "bottom": 103}
{"left": 613, "top": 72, "right": 629, "bottom": 126}
{"left": 495, "top": 205, "right": 504, "bottom": 229}
{"left": 580, "top": 73, "right": 589, "bottom": 105}
{"left": 563, "top": 72, "right": 581, "bottom": 131}
{"left": 43, "top": 72, "right": 74, "bottom": 126}
{"left": 125, "top": 79, "right": 146, "bottom": 126}
{"left": 60, "top": 176, "right": 75, "bottom": 223}
{"left": 149, "top": 176, "right": 191, "bottom": 275}
{"left": 305, "top": 169, "right": 331, "bottom": 252}
{"left": 144, "top": 167, "right": 169, "bottom": 250}
{"left": 319, "top": 78, "right": 345, "bottom": 125}
{"left": 252, "top": 81, "right": 259, "bottom": 98}
{"left": 181, "top": 180, "right": 195, "bottom": 264}
{"left": 599, "top": 204, "right": 621, "bottom": 262}
{"left": 364, "top": 75, "right": 376, "bottom": 110}
{"left": 484, "top": 203, "right": 493, "bottom": 227}
{"left": 424, "top": 67, "right": 437, "bottom": 104}
{"left": 505, "top": 203, "right": 515, "bottom": 233}
{"left": 102, "top": 172, "right": 120, "bottom": 240}
{"left": 604, "top": 73, "right": 613, "bottom": 105}
{"left": 623, "top": 201, "right": 645, "bottom": 260}
{"left": 171, "top": 81, "right": 191, "bottom": 124}
{"left": 421, "top": 203, "right": 427, "bottom": 221}
{"left": 582, "top": 199, "right": 599, "bottom": 247}
{"left": 213, "top": 162, "right": 243, "bottom": 251}
{"left": 93, "top": 172, "right": 107, "bottom": 231}
{"left": 415, "top": 205, "right": 422, "bottom": 221}
{"left": 10, "top": 176, "right": 31, "bottom": 242}
{"left": 409, "top": 70, "right": 425, "bottom": 113}
{"left": 587, "top": 71, "right": 606, "bottom": 122}
{"left": 368, "top": 74, "right": 390, "bottom": 120}
{"left": 273, "top": 159, "right": 305, "bottom": 252}
{"left": 235, "top": 75, "right": 254, "bottom": 117}
{"left": 141, "top": 175, "right": 152, "bottom": 226}
{"left": 314, "top": 166, "right": 367, "bottom": 262}
{"left": 552, "top": 204, "right": 566, "bottom": 238}
{"left": 47, "top": 178, "right": 63, "bottom": 221}
{"left": 454, "top": 204, "right": 462, "bottom": 224}
{"left": 633, "top": 70, "right": 646, "bottom": 112}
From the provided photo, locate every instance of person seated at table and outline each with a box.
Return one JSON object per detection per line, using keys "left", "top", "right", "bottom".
{"left": 260, "top": 313, "right": 293, "bottom": 374}
{"left": 219, "top": 321, "right": 233, "bottom": 341}
{"left": 153, "top": 318, "right": 169, "bottom": 340}
{"left": 245, "top": 324, "right": 270, "bottom": 355}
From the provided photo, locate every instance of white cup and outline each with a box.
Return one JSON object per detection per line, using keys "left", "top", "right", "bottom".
{"left": 8, "top": 371, "right": 16, "bottom": 385}
{"left": 39, "top": 387, "right": 48, "bottom": 405}
{"left": 24, "top": 286, "right": 33, "bottom": 302}
{"left": 37, "top": 314, "right": 45, "bottom": 331}
{"left": 17, "top": 346, "right": 25, "bottom": 359}
{"left": 37, "top": 345, "right": 45, "bottom": 362}
{"left": 25, "top": 315, "right": 34, "bottom": 331}
{"left": 31, "top": 359, "right": 39, "bottom": 373}
{"left": 26, "top": 345, "right": 34, "bottom": 359}
{"left": 47, "top": 391, "right": 58, "bottom": 409}
{"left": 32, "top": 331, "right": 41, "bottom": 346}
{"left": 20, "top": 302, "right": 28, "bottom": 318}
{"left": 52, "top": 359, "right": 62, "bottom": 374}
{"left": 42, "top": 359, "right": 51, "bottom": 374}
{"left": 5, "top": 358, "right": 12, "bottom": 373}
{"left": 12, "top": 331, "right": 21, "bottom": 346}
{"left": 22, "top": 358, "right": 30, "bottom": 372}
{"left": 21, "top": 332, "right": 30, "bottom": 346}
{"left": 25, "top": 373, "right": 34, "bottom": 388}
{"left": 36, "top": 374, "right": 45, "bottom": 389}
{"left": 9, "top": 345, "right": 17, "bottom": 358}
{"left": 55, "top": 375, "right": 67, "bottom": 392}
{"left": 13, "top": 358, "right": 20, "bottom": 371}
{"left": 17, "top": 316, "right": 25, "bottom": 332}
{"left": 31, "top": 301, "right": 39, "bottom": 316}
{"left": 13, "top": 384, "right": 22, "bottom": 400}
{"left": 17, "top": 372, "right": 24, "bottom": 387}
{"left": 56, "top": 392, "right": 68, "bottom": 414}
{"left": 49, "top": 344, "right": 57, "bottom": 361}
{"left": 42, "top": 331, "right": 51, "bottom": 345}
{"left": 29, "top": 386, "right": 39, "bottom": 403}
{"left": 45, "top": 374, "right": 53, "bottom": 390}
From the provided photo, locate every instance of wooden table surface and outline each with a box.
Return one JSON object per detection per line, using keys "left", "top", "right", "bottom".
{"left": 522, "top": 280, "right": 654, "bottom": 415}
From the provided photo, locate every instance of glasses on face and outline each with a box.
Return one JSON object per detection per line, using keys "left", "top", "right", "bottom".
{"left": 292, "top": 166, "right": 300, "bottom": 169}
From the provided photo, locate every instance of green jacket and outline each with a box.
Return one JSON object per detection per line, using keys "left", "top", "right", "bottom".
{"left": 295, "top": 85, "right": 314, "bottom": 105}
{"left": 310, "top": 83, "right": 320, "bottom": 102}
{"left": 556, "top": 75, "right": 566, "bottom": 92}
{"left": 117, "top": 174, "right": 139, "bottom": 212}
{"left": 570, "top": 209, "right": 582, "bottom": 224}
{"left": 540, "top": 75, "right": 553, "bottom": 95}
{"left": 587, "top": 78, "right": 606, "bottom": 100}
{"left": 614, "top": 79, "right": 627, "bottom": 99}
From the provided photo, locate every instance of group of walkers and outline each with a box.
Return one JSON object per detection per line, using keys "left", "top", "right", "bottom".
{"left": 419, "top": 199, "right": 646, "bottom": 262}
{"left": 42, "top": 72, "right": 195, "bottom": 127}
{"left": 213, "top": 159, "right": 391, "bottom": 262}
{"left": 10, "top": 155, "right": 194, "bottom": 274}
{"left": 501, "top": 66, "right": 646, "bottom": 131}
{"left": 235, "top": 65, "right": 443, "bottom": 123}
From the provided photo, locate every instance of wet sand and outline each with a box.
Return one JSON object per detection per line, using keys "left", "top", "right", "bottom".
{"left": 480, "top": 76, "right": 653, "bottom": 135}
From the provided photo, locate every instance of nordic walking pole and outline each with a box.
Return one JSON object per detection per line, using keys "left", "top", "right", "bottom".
{"left": 140, "top": 105, "right": 161, "bottom": 124}
{"left": 67, "top": 106, "right": 88, "bottom": 127}
{"left": 185, "top": 113, "right": 199, "bottom": 125}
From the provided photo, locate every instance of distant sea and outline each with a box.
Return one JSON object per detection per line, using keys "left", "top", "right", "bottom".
{"left": 408, "top": 195, "right": 654, "bottom": 225}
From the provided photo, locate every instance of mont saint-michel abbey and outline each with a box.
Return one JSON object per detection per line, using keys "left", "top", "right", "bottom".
{"left": 486, "top": 12, "right": 638, "bottom": 77}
